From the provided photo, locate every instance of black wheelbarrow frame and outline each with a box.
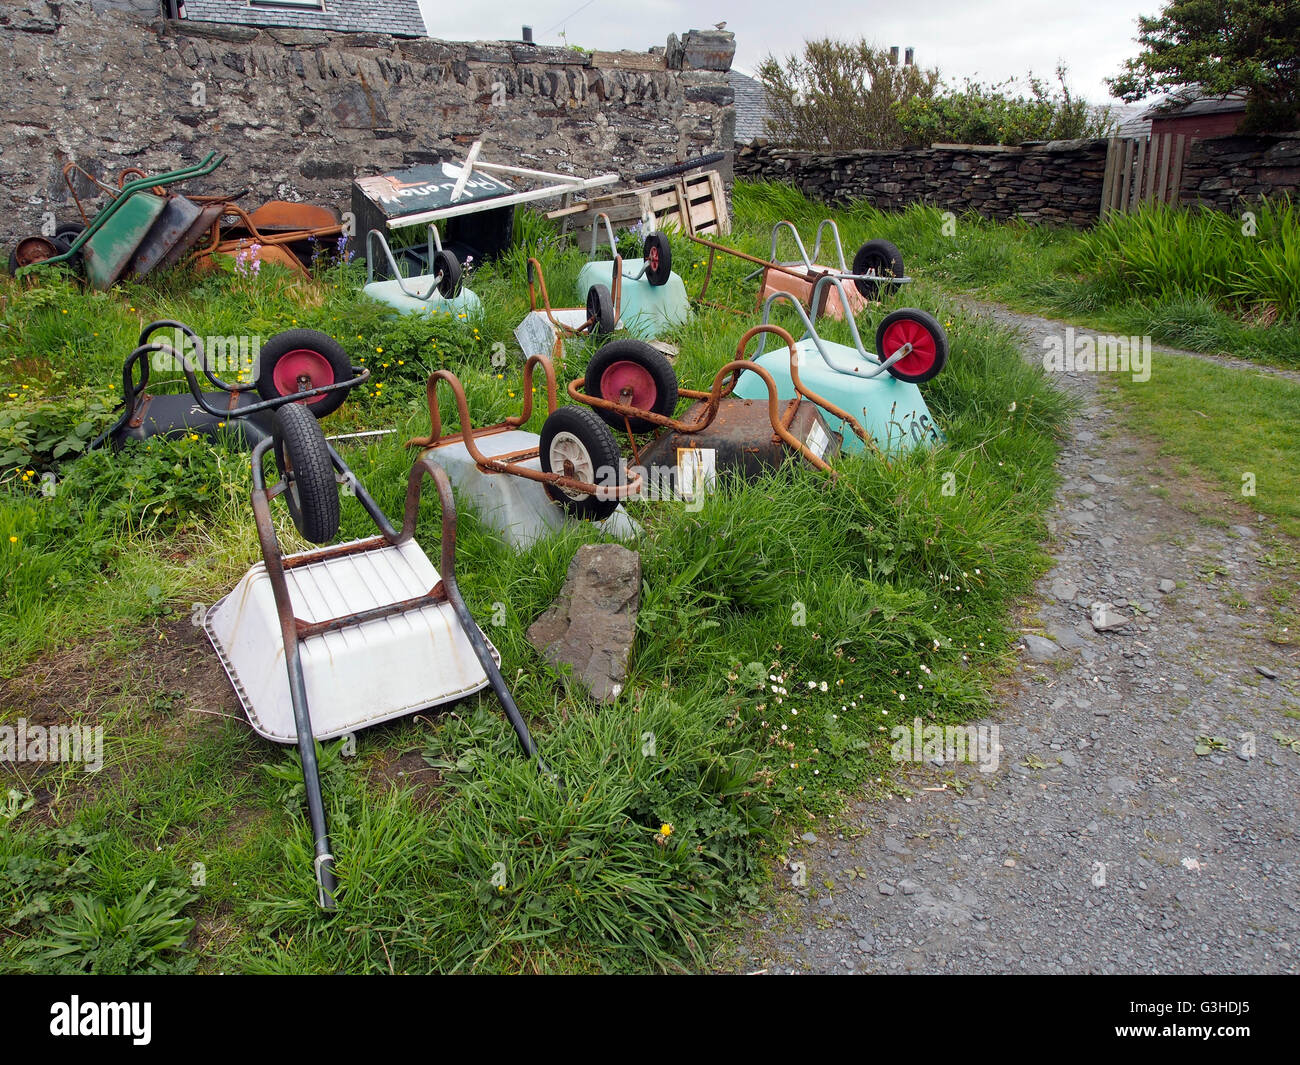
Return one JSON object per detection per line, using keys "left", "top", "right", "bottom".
{"left": 89, "top": 319, "right": 370, "bottom": 452}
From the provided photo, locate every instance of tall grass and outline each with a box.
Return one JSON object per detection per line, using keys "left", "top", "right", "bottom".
{"left": 1070, "top": 198, "right": 1300, "bottom": 320}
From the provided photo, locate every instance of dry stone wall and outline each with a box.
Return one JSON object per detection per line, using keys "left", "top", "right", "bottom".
{"left": 0, "top": 1, "right": 735, "bottom": 245}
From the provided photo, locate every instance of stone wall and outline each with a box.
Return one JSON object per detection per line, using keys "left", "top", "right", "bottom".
{"left": 0, "top": 1, "right": 735, "bottom": 246}
{"left": 1179, "top": 131, "right": 1300, "bottom": 211}
{"left": 735, "top": 139, "right": 1109, "bottom": 226}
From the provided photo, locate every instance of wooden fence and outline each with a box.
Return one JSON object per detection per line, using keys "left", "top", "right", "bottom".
{"left": 1101, "top": 132, "right": 1185, "bottom": 216}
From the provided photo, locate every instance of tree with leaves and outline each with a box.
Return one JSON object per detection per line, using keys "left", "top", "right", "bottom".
{"left": 757, "top": 39, "right": 940, "bottom": 150}
{"left": 1108, "top": 0, "right": 1300, "bottom": 132}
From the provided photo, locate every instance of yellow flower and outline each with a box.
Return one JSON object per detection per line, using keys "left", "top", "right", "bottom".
{"left": 496, "top": 373, "right": 503, "bottom": 380}
{"left": 6, "top": 393, "right": 15, "bottom": 399}
{"left": 21, "top": 385, "right": 28, "bottom": 390}
{"left": 61, "top": 308, "right": 67, "bottom": 314}
{"left": 659, "top": 823, "right": 673, "bottom": 837}
{"left": 8, "top": 536, "right": 16, "bottom": 544}
{"left": 376, "top": 347, "right": 384, "bottom": 353}
{"left": 397, "top": 360, "right": 404, "bottom": 365}
{"left": 508, "top": 391, "right": 515, "bottom": 398}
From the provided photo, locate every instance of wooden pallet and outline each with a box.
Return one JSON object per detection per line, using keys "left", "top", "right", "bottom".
{"left": 547, "top": 169, "right": 730, "bottom": 237}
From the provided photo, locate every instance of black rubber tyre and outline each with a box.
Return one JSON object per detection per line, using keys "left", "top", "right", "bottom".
{"left": 632, "top": 152, "right": 727, "bottom": 183}
{"left": 53, "top": 221, "right": 86, "bottom": 252}
{"left": 434, "top": 249, "right": 462, "bottom": 297}
{"left": 583, "top": 339, "right": 679, "bottom": 433}
{"left": 8, "top": 235, "right": 60, "bottom": 276}
{"left": 272, "top": 403, "right": 340, "bottom": 544}
{"left": 587, "top": 283, "right": 615, "bottom": 336}
{"left": 852, "top": 239, "right": 905, "bottom": 301}
{"left": 876, "top": 308, "right": 949, "bottom": 385}
{"left": 539, "top": 404, "right": 622, "bottom": 521}
{"left": 642, "top": 232, "right": 672, "bottom": 286}
{"left": 255, "top": 328, "right": 352, "bottom": 418}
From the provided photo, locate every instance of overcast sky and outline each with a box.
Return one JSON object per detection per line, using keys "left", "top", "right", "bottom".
{"left": 415, "top": 0, "right": 1160, "bottom": 105}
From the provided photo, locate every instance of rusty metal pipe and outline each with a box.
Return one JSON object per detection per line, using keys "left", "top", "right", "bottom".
{"left": 406, "top": 365, "right": 640, "bottom": 501}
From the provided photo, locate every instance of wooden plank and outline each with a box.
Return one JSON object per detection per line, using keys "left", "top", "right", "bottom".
{"left": 1132, "top": 136, "right": 1147, "bottom": 208}
{"left": 707, "top": 172, "right": 730, "bottom": 233}
{"left": 689, "top": 201, "right": 719, "bottom": 228}
{"left": 1167, "top": 134, "right": 1186, "bottom": 204}
{"left": 1118, "top": 138, "right": 1134, "bottom": 214}
{"left": 1143, "top": 135, "right": 1159, "bottom": 205}
{"left": 590, "top": 50, "right": 667, "bottom": 71}
{"left": 390, "top": 174, "right": 619, "bottom": 229}
{"left": 1100, "top": 136, "right": 1119, "bottom": 218}
{"left": 1154, "top": 133, "right": 1172, "bottom": 204}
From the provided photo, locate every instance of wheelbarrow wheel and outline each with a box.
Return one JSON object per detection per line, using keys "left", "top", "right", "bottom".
{"left": 876, "top": 309, "right": 948, "bottom": 384}
{"left": 584, "top": 339, "right": 679, "bottom": 433}
{"left": 256, "top": 328, "right": 352, "bottom": 418}
{"left": 643, "top": 232, "right": 672, "bottom": 286}
{"left": 539, "top": 405, "right": 622, "bottom": 521}
{"left": 434, "top": 249, "right": 462, "bottom": 298}
{"left": 852, "top": 239, "right": 905, "bottom": 301}
{"left": 8, "top": 235, "right": 61, "bottom": 276}
{"left": 587, "top": 283, "right": 615, "bottom": 336}
{"left": 53, "top": 221, "right": 86, "bottom": 250}
{"left": 272, "top": 403, "right": 340, "bottom": 544}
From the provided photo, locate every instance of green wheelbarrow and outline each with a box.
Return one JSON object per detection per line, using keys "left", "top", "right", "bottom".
{"left": 12, "top": 152, "right": 225, "bottom": 289}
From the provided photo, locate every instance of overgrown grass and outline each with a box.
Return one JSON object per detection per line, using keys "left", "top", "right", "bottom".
{"left": 1, "top": 191, "right": 1070, "bottom": 972}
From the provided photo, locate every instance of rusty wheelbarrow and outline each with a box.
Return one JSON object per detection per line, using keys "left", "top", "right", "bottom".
{"left": 566, "top": 325, "right": 879, "bottom": 502}
{"left": 690, "top": 218, "right": 909, "bottom": 322}
{"left": 203, "top": 404, "right": 546, "bottom": 908}
{"left": 407, "top": 355, "right": 643, "bottom": 523}
{"left": 10, "top": 153, "right": 226, "bottom": 288}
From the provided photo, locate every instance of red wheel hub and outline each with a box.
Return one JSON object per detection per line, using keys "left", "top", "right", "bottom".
{"left": 272, "top": 348, "right": 335, "bottom": 404}
{"left": 647, "top": 245, "right": 660, "bottom": 272}
{"left": 882, "top": 319, "right": 937, "bottom": 377}
{"left": 599, "top": 360, "right": 657, "bottom": 411}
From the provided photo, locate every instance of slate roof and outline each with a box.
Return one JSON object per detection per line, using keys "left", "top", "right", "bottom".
{"left": 728, "top": 70, "right": 771, "bottom": 144}
{"left": 1142, "top": 87, "right": 1248, "bottom": 120}
{"left": 180, "top": 0, "right": 426, "bottom": 38}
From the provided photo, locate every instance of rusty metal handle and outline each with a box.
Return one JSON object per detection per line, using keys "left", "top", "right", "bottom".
{"left": 735, "top": 323, "right": 878, "bottom": 456}
{"left": 526, "top": 256, "right": 599, "bottom": 336}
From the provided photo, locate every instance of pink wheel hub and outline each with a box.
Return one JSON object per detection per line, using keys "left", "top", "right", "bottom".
{"left": 272, "top": 348, "right": 334, "bottom": 404}
{"left": 600, "top": 360, "right": 657, "bottom": 410}
{"left": 882, "top": 319, "right": 937, "bottom": 377}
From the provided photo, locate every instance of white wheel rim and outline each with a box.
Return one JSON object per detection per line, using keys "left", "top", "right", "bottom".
{"left": 549, "top": 431, "right": 596, "bottom": 500}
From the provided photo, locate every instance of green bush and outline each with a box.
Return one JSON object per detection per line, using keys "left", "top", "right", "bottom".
{"left": 895, "top": 67, "right": 1116, "bottom": 146}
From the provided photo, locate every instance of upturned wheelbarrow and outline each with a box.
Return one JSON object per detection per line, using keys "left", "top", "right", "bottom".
{"left": 407, "top": 355, "right": 643, "bottom": 527}
{"left": 572, "top": 213, "right": 690, "bottom": 340}
{"left": 10, "top": 153, "right": 226, "bottom": 288}
{"left": 566, "top": 325, "right": 878, "bottom": 501}
{"left": 362, "top": 224, "right": 481, "bottom": 319}
{"left": 733, "top": 276, "right": 948, "bottom": 454}
{"left": 203, "top": 403, "right": 547, "bottom": 908}
{"left": 690, "top": 218, "right": 909, "bottom": 322}
{"left": 89, "top": 320, "right": 368, "bottom": 452}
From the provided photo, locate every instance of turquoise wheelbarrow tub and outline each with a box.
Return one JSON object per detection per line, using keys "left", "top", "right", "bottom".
{"left": 363, "top": 226, "right": 481, "bottom": 319}
{"left": 574, "top": 213, "right": 690, "bottom": 340}
{"left": 732, "top": 277, "right": 947, "bottom": 455}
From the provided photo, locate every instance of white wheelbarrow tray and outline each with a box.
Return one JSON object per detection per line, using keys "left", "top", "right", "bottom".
{"left": 205, "top": 538, "right": 499, "bottom": 743}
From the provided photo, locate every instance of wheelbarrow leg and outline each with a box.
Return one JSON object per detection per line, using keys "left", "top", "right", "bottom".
{"left": 250, "top": 453, "right": 339, "bottom": 909}
{"left": 284, "top": 634, "right": 339, "bottom": 910}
